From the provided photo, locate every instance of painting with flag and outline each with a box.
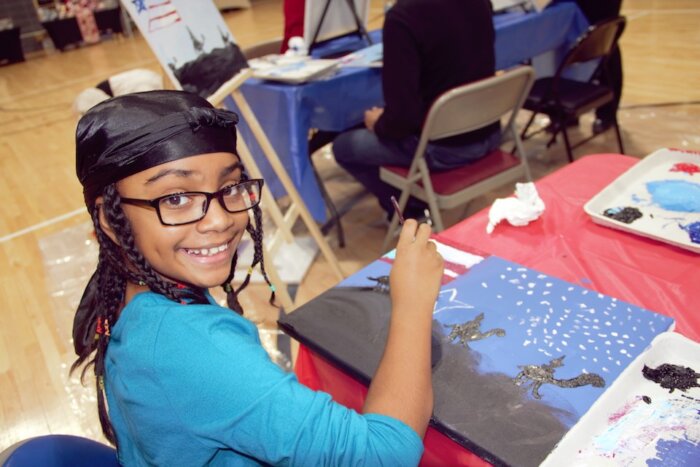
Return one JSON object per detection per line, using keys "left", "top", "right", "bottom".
{"left": 121, "top": 0, "right": 247, "bottom": 98}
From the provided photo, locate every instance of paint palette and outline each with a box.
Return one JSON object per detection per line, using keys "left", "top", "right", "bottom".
{"left": 541, "top": 332, "right": 700, "bottom": 466}
{"left": 584, "top": 148, "right": 700, "bottom": 254}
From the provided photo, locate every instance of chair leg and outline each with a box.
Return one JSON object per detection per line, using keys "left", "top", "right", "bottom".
{"left": 560, "top": 125, "right": 575, "bottom": 163}
{"left": 309, "top": 154, "right": 345, "bottom": 248}
{"left": 520, "top": 109, "right": 538, "bottom": 141}
{"left": 612, "top": 118, "right": 625, "bottom": 154}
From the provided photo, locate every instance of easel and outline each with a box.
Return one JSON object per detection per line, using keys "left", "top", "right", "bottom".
{"left": 208, "top": 69, "right": 345, "bottom": 312}
{"left": 308, "top": 0, "right": 372, "bottom": 53}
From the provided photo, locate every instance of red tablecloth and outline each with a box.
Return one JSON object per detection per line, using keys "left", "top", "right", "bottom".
{"left": 294, "top": 154, "right": 699, "bottom": 466}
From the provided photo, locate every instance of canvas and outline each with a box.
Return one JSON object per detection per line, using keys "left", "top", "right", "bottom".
{"left": 121, "top": 0, "right": 247, "bottom": 98}
{"left": 279, "top": 253, "right": 675, "bottom": 466}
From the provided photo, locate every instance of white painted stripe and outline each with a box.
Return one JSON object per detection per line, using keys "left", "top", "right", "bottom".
{"left": 0, "top": 208, "right": 85, "bottom": 243}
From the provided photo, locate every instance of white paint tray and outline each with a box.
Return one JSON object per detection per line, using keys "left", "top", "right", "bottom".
{"left": 583, "top": 148, "right": 700, "bottom": 254}
{"left": 541, "top": 332, "right": 700, "bottom": 466}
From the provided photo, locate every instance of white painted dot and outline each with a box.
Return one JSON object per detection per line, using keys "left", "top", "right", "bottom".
{"left": 562, "top": 341, "right": 568, "bottom": 346}
{"left": 481, "top": 282, "right": 488, "bottom": 288}
{"left": 526, "top": 290, "right": 533, "bottom": 295}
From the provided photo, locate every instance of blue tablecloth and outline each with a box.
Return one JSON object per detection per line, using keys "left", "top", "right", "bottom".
{"left": 229, "top": 2, "right": 589, "bottom": 221}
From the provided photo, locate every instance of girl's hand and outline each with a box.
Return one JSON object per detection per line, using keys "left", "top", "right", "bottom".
{"left": 389, "top": 219, "right": 444, "bottom": 315}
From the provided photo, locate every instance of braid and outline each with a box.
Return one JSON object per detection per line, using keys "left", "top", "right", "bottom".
{"left": 69, "top": 200, "right": 127, "bottom": 445}
{"left": 71, "top": 183, "right": 209, "bottom": 445}
{"left": 101, "top": 186, "right": 206, "bottom": 303}
{"left": 224, "top": 204, "right": 277, "bottom": 309}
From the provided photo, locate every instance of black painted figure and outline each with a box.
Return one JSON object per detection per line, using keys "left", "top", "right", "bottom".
{"left": 514, "top": 356, "right": 605, "bottom": 399}
{"left": 447, "top": 313, "right": 506, "bottom": 349}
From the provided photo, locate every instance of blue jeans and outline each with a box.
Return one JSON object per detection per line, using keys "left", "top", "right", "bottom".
{"left": 332, "top": 127, "right": 501, "bottom": 216}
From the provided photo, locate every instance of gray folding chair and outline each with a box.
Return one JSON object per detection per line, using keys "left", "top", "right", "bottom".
{"left": 380, "top": 66, "right": 535, "bottom": 250}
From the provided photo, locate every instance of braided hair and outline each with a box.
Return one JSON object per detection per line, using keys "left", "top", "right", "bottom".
{"left": 70, "top": 180, "right": 275, "bottom": 444}
{"left": 71, "top": 90, "right": 277, "bottom": 445}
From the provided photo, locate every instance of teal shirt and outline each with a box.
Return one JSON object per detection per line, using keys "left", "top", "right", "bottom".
{"left": 105, "top": 292, "right": 423, "bottom": 466}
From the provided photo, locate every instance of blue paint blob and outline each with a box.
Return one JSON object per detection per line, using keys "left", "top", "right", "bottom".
{"left": 646, "top": 437, "right": 700, "bottom": 466}
{"left": 646, "top": 180, "right": 700, "bottom": 213}
{"left": 680, "top": 221, "right": 700, "bottom": 244}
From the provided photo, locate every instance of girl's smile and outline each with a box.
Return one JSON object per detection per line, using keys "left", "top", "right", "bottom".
{"left": 110, "top": 152, "right": 251, "bottom": 291}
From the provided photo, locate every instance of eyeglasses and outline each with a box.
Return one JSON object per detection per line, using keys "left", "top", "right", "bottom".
{"left": 120, "top": 179, "right": 264, "bottom": 226}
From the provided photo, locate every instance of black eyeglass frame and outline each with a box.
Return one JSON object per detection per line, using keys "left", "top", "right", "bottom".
{"left": 119, "top": 178, "right": 264, "bottom": 226}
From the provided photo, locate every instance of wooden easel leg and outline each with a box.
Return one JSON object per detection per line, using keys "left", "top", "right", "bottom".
{"left": 231, "top": 90, "right": 344, "bottom": 282}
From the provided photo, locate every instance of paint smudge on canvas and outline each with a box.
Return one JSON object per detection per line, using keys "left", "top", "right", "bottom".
{"left": 646, "top": 180, "right": 700, "bottom": 213}
{"left": 603, "top": 206, "right": 642, "bottom": 224}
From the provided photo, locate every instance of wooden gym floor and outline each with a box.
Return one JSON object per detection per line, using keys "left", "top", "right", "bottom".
{"left": 1, "top": 0, "right": 699, "bottom": 449}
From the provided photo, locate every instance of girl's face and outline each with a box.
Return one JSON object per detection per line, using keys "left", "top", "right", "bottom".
{"left": 116, "top": 152, "right": 249, "bottom": 289}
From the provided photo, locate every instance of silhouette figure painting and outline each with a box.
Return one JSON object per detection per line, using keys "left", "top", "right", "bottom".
{"left": 447, "top": 313, "right": 505, "bottom": 348}
{"left": 514, "top": 356, "right": 605, "bottom": 399}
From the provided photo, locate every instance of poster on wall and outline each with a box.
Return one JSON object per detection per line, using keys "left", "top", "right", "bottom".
{"left": 121, "top": 0, "right": 247, "bottom": 98}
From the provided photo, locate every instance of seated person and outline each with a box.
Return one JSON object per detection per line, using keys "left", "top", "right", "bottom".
{"left": 332, "top": 0, "right": 501, "bottom": 221}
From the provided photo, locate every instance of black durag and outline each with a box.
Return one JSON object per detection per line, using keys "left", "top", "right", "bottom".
{"left": 73, "top": 90, "right": 241, "bottom": 355}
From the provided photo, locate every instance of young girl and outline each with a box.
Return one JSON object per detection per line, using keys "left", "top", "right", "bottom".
{"left": 72, "top": 90, "right": 444, "bottom": 466}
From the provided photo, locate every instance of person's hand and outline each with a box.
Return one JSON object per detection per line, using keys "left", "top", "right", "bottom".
{"left": 389, "top": 219, "right": 444, "bottom": 316}
{"left": 364, "top": 107, "right": 384, "bottom": 132}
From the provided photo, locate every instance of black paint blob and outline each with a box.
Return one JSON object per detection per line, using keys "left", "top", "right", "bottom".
{"left": 642, "top": 395, "right": 651, "bottom": 404}
{"left": 642, "top": 363, "right": 700, "bottom": 393}
{"left": 603, "top": 206, "right": 643, "bottom": 224}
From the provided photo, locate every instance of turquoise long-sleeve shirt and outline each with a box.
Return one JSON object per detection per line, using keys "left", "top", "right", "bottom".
{"left": 105, "top": 292, "right": 423, "bottom": 466}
